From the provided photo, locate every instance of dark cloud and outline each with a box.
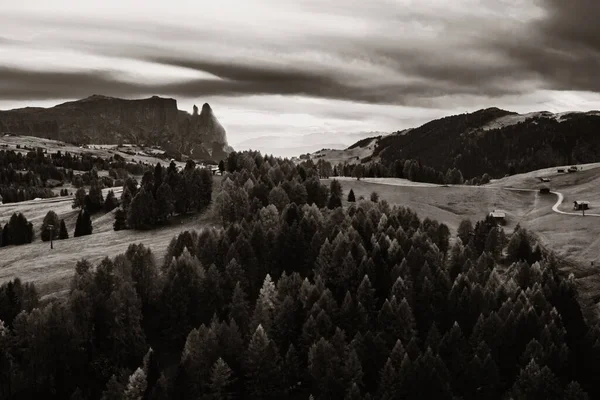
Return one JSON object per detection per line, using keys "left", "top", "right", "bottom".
{"left": 494, "top": 0, "right": 600, "bottom": 92}
{"left": 0, "top": 67, "right": 144, "bottom": 100}
{"left": 2, "top": 0, "right": 600, "bottom": 107}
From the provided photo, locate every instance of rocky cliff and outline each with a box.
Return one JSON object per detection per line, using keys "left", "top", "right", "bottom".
{"left": 0, "top": 95, "right": 232, "bottom": 160}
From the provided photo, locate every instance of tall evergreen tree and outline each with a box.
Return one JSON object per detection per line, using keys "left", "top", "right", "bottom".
{"left": 244, "top": 325, "right": 284, "bottom": 399}
{"left": 59, "top": 219, "right": 69, "bottom": 239}
{"left": 348, "top": 189, "right": 356, "bottom": 202}
{"left": 41, "top": 210, "right": 60, "bottom": 241}
{"left": 104, "top": 190, "right": 119, "bottom": 212}
{"left": 209, "top": 358, "right": 236, "bottom": 400}
{"left": 155, "top": 182, "right": 175, "bottom": 223}
{"left": 127, "top": 187, "right": 157, "bottom": 230}
{"left": 74, "top": 209, "right": 93, "bottom": 237}
{"left": 113, "top": 208, "right": 127, "bottom": 231}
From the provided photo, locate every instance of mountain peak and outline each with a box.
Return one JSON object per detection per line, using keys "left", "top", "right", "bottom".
{"left": 201, "top": 103, "right": 212, "bottom": 114}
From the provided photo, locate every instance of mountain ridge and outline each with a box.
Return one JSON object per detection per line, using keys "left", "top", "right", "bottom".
{"left": 310, "top": 107, "right": 600, "bottom": 179}
{"left": 0, "top": 95, "right": 232, "bottom": 161}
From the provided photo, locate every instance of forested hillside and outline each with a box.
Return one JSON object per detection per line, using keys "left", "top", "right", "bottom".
{"left": 375, "top": 108, "right": 600, "bottom": 179}
{"left": 0, "top": 150, "right": 598, "bottom": 399}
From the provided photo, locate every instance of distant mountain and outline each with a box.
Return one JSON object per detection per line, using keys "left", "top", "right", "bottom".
{"left": 0, "top": 95, "right": 232, "bottom": 161}
{"left": 330, "top": 108, "right": 600, "bottom": 178}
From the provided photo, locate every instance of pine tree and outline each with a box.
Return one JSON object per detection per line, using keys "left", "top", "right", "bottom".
{"left": 104, "top": 190, "right": 119, "bottom": 212}
{"left": 348, "top": 189, "right": 356, "bottom": 202}
{"left": 370, "top": 192, "right": 379, "bottom": 203}
{"left": 345, "top": 383, "right": 362, "bottom": 400}
{"left": 268, "top": 186, "right": 289, "bottom": 212}
{"left": 121, "top": 186, "right": 133, "bottom": 212}
{"left": 511, "top": 359, "right": 562, "bottom": 400}
{"left": 563, "top": 381, "right": 590, "bottom": 400}
{"left": 59, "top": 219, "right": 69, "bottom": 239}
{"left": 101, "top": 375, "right": 125, "bottom": 400}
{"left": 41, "top": 210, "right": 60, "bottom": 241}
{"left": 87, "top": 179, "right": 105, "bottom": 213}
{"left": 124, "top": 367, "right": 147, "bottom": 400}
{"left": 5, "top": 212, "right": 33, "bottom": 245}
{"left": 73, "top": 187, "right": 87, "bottom": 209}
{"left": 127, "top": 187, "right": 156, "bottom": 230}
{"left": 284, "top": 344, "right": 301, "bottom": 390}
{"left": 229, "top": 282, "right": 250, "bottom": 333}
{"left": 209, "top": 358, "right": 236, "bottom": 400}
{"left": 114, "top": 208, "right": 127, "bottom": 231}
{"left": 74, "top": 209, "right": 93, "bottom": 237}
{"left": 378, "top": 358, "right": 398, "bottom": 399}
{"left": 250, "top": 274, "right": 279, "bottom": 334}
{"left": 155, "top": 182, "right": 175, "bottom": 223}
{"left": 244, "top": 325, "right": 283, "bottom": 399}
{"left": 308, "top": 337, "right": 344, "bottom": 398}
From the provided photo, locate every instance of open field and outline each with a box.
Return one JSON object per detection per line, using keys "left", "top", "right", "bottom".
{"left": 0, "top": 195, "right": 219, "bottom": 298}
{"left": 328, "top": 178, "right": 536, "bottom": 233}
{"left": 0, "top": 134, "right": 187, "bottom": 169}
{"left": 333, "top": 168, "right": 600, "bottom": 316}
{"left": 0, "top": 146, "right": 223, "bottom": 298}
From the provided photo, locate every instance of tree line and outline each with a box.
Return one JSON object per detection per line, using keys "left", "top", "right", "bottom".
{"left": 115, "top": 160, "right": 213, "bottom": 231}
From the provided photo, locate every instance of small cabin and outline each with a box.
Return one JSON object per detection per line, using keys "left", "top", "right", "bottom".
{"left": 489, "top": 209, "right": 506, "bottom": 224}
{"left": 538, "top": 177, "right": 550, "bottom": 183}
{"left": 573, "top": 201, "right": 590, "bottom": 210}
{"left": 539, "top": 187, "right": 550, "bottom": 194}
{"left": 568, "top": 166, "right": 578, "bottom": 173}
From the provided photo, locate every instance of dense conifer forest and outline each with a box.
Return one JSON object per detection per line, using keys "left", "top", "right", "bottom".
{"left": 0, "top": 150, "right": 598, "bottom": 399}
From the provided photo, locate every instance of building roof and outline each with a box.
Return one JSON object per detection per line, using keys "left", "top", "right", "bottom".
{"left": 489, "top": 210, "right": 506, "bottom": 218}
{"left": 574, "top": 200, "right": 590, "bottom": 205}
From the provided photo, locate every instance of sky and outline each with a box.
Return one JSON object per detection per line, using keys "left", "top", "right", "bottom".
{"left": 1, "top": 0, "right": 600, "bottom": 157}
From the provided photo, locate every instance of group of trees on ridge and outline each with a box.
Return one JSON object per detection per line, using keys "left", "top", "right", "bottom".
{"left": 0, "top": 208, "right": 91, "bottom": 248}
{"left": 0, "top": 146, "right": 159, "bottom": 204}
{"left": 0, "top": 150, "right": 598, "bottom": 400}
{"left": 115, "top": 160, "right": 213, "bottom": 231}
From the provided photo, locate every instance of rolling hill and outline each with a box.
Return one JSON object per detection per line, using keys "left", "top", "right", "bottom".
{"left": 309, "top": 108, "right": 600, "bottom": 179}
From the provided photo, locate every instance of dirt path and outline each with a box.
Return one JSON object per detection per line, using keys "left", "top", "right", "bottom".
{"left": 550, "top": 190, "right": 600, "bottom": 217}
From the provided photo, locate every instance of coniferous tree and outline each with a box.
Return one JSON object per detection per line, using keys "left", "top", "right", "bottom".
{"left": 41, "top": 210, "right": 60, "bottom": 241}
{"left": 104, "top": 190, "right": 119, "bottom": 212}
{"left": 114, "top": 208, "right": 127, "bottom": 231}
{"left": 348, "top": 189, "right": 356, "bottom": 202}
{"left": 59, "top": 219, "right": 69, "bottom": 239}
{"left": 155, "top": 182, "right": 175, "bottom": 223}
{"left": 74, "top": 209, "right": 93, "bottom": 237}
{"left": 73, "top": 187, "right": 87, "bottom": 209}
{"left": 127, "top": 187, "right": 156, "bottom": 230}
{"left": 209, "top": 358, "right": 236, "bottom": 400}
{"left": 5, "top": 212, "right": 34, "bottom": 245}
{"left": 87, "top": 179, "right": 105, "bottom": 213}
{"left": 244, "top": 325, "right": 284, "bottom": 399}
{"left": 124, "top": 367, "right": 147, "bottom": 400}
{"left": 328, "top": 180, "right": 343, "bottom": 209}
{"left": 370, "top": 192, "right": 379, "bottom": 203}
{"left": 100, "top": 374, "right": 125, "bottom": 400}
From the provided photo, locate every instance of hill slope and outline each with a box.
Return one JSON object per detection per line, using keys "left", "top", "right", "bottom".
{"left": 332, "top": 108, "right": 600, "bottom": 179}
{"left": 0, "top": 95, "right": 232, "bottom": 160}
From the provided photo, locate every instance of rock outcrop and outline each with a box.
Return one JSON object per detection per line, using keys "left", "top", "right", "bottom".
{"left": 0, "top": 95, "right": 232, "bottom": 161}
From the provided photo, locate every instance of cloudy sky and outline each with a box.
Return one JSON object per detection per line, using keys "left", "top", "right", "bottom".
{"left": 1, "top": 0, "right": 600, "bottom": 156}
